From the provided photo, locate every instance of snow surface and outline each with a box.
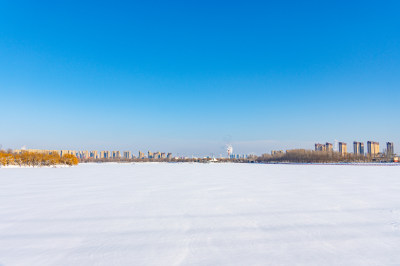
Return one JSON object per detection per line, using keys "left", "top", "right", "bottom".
{"left": 0, "top": 163, "right": 400, "bottom": 265}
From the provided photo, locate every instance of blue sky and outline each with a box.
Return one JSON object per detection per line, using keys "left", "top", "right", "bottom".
{"left": 1, "top": 0, "right": 399, "bottom": 156}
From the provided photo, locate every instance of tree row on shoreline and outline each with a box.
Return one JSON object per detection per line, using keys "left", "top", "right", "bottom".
{"left": 0, "top": 151, "right": 79, "bottom": 167}
{"left": 256, "top": 150, "right": 378, "bottom": 163}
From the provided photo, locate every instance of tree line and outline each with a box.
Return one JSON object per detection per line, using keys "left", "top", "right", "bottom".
{"left": 256, "top": 150, "right": 373, "bottom": 163}
{"left": 0, "top": 151, "right": 79, "bottom": 167}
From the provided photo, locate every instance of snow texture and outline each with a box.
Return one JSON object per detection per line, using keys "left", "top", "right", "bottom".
{"left": 1, "top": 163, "right": 400, "bottom": 265}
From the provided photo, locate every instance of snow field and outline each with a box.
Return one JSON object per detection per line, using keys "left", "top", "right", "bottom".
{"left": 0, "top": 163, "right": 400, "bottom": 265}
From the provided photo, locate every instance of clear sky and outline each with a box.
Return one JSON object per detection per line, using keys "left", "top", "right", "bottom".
{"left": 1, "top": 0, "right": 399, "bottom": 156}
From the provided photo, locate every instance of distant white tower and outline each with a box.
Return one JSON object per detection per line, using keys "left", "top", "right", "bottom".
{"left": 227, "top": 145, "right": 233, "bottom": 158}
{"left": 334, "top": 140, "right": 339, "bottom": 152}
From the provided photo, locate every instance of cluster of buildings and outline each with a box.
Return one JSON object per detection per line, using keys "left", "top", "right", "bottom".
{"left": 12, "top": 149, "right": 173, "bottom": 160}
{"left": 314, "top": 141, "right": 395, "bottom": 157}
{"left": 142, "top": 151, "right": 173, "bottom": 160}
{"left": 268, "top": 141, "right": 397, "bottom": 162}
{"left": 315, "top": 143, "right": 334, "bottom": 152}
{"left": 225, "top": 145, "right": 253, "bottom": 159}
{"left": 229, "top": 154, "right": 251, "bottom": 159}
{"left": 271, "top": 150, "right": 284, "bottom": 156}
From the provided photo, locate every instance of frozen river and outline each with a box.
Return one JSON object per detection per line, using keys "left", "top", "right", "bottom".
{"left": 1, "top": 163, "right": 400, "bottom": 265}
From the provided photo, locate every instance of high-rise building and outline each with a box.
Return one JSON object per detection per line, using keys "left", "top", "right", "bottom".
{"left": 112, "top": 151, "right": 121, "bottom": 159}
{"left": 315, "top": 143, "right": 326, "bottom": 151}
{"left": 153, "top": 151, "right": 161, "bottom": 159}
{"left": 353, "top": 142, "right": 364, "bottom": 155}
{"left": 339, "top": 142, "right": 347, "bottom": 155}
{"left": 161, "top": 152, "right": 166, "bottom": 159}
{"left": 360, "top": 142, "right": 364, "bottom": 155}
{"left": 123, "top": 151, "right": 131, "bottom": 159}
{"left": 367, "top": 141, "right": 379, "bottom": 157}
{"left": 138, "top": 151, "right": 145, "bottom": 159}
{"left": 60, "top": 150, "right": 76, "bottom": 157}
{"left": 90, "top": 151, "right": 98, "bottom": 159}
{"left": 81, "top": 150, "right": 89, "bottom": 159}
{"left": 325, "top": 143, "right": 333, "bottom": 152}
{"left": 353, "top": 142, "right": 360, "bottom": 154}
{"left": 387, "top": 142, "right": 394, "bottom": 157}
{"left": 167, "top": 153, "right": 172, "bottom": 159}
{"left": 100, "top": 151, "right": 110, "bottom": 159}
{"left": 148, "top": 151, "right": 153, "bottom": 159}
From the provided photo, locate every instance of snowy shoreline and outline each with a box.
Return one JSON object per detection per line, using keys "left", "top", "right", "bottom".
{"left": 0, "top": 164, "right": 72, "bottom": 169}
{"left": 1, "top": 161, "right": 400, "bottom": 168}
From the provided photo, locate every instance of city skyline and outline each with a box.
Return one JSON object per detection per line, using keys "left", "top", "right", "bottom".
{"left": 6, "top": 137, "right": 396, "bottom": 159}
{"left": 1, "top": 1, "right": 399, "bottom": 155}
{"left": 2, "top": 137, "right": 399, "bottom": 158}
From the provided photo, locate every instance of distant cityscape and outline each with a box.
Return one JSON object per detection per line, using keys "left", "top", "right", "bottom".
{"left": 266, "top": 140, "right": 397, "bottom": 163}
{"left": 10, "top": 148, "right": 257, "bottom": 161}
{"left": 12, "top": 149, "right": 174, "bottom": 160}
{"left": 313, "top": 141, "right": 395, "bottom": 158}
{"left": 6, "top": 140, "right": 398, "bottom": 163}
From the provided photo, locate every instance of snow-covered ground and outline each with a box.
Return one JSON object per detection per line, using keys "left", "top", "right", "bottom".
{"left": 1, "top": 163, "right": 400, "bottom": 265}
